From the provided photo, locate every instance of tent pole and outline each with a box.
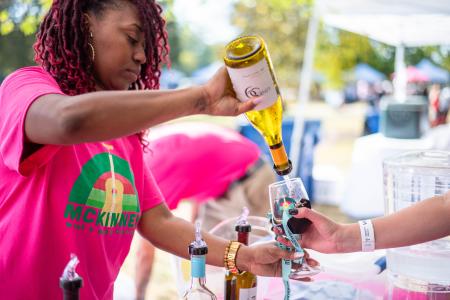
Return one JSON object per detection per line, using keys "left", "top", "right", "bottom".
{"left": 289, "top": 2, "right": 320, "bottom": 177}
{"left": 394, "top": 44, "right": 407, "bottom": 102}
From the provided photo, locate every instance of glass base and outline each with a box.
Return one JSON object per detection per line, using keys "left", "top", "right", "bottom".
{"left": 289, "top": 264, "right": 321, "bottom": 280}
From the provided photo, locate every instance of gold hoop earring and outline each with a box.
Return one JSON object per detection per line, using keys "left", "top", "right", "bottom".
{"left": 88, "top": 31, "right": 95, "bottom": 61}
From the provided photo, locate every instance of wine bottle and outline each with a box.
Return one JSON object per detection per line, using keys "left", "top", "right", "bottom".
{"left": 60, "top": 254, "right": 83, "bottom": 300}
{"left": 224, "top": 208, "right": 257, "bottom": 300}
{"left": 183, "top": 221, "right": 217, "bottom": 300}
{"left": 224, "top": 35, "right": 292, "bottom": 176}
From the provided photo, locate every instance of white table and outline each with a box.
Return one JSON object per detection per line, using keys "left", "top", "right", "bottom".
{"left": 340, "top": 133, "right": 434, "bottom": 219}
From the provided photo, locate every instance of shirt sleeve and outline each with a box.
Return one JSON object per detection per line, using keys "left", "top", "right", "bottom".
{"left": 140, "top": 162, "right": 165, "bottom": 212}
{"left": 0, "top": 67, "right": 65, "bottom": 175}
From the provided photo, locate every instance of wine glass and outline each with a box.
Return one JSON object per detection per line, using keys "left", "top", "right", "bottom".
{"left": 268, "top": 177, "right": 321, "bottom": 279}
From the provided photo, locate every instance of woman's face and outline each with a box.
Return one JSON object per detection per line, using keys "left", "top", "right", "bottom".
{"left": 87, "top": 2, "right": 146, "bottom": 91}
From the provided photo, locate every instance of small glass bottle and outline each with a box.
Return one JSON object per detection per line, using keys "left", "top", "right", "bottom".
{"left": 60, "top": 254, "right": 83, "bottom": 300}
{"left": 183, "top": 221, "right": 217, "bottom": 300}
{"left": 225, "top": 207, "right": 257, "bottom": 300}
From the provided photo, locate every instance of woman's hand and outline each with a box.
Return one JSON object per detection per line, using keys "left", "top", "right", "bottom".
{"left": 236, "top": 241, "right": 319, "bottom": 282}
{"left": 284, "top": 208, "right": 346, "bottom": 253}
{"left": 202, "top": 66, "right": 259, "bottom": 116}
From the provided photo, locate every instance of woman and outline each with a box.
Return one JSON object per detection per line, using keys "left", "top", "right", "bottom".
{"left": 0, "top": 1, "right": 310, "bottom": 299}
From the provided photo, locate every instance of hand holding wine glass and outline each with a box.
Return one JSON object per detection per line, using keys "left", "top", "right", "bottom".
{"left": 269, "top": 177, "right": 321, "bottom": 279}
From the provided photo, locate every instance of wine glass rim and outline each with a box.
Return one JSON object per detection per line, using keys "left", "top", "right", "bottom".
{"left": 268, "top": 177, "right": 303, "bottom": 188}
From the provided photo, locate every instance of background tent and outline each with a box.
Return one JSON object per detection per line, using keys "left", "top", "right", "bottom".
{"left": 416, "top": 59, "right": 450, "bottom": 83}
{"left": 354, "top": 63, "right": 386, "bottom": 83}
{"left": 290, "top": 0, "right": 450, "bottom": 175}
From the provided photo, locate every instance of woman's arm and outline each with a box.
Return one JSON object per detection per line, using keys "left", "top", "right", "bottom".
{"left": 370, "top": 191, "right": 450, "bottom": 249}
{"left": 138, "top": 203, "right": 302, "bottom": 277}
{"left": 138, "top": 204, "right": 231, "bottom": 267}
{"left": 25, "top": 67, "right": 256, "bottom": 145}
{"left": 290, "top": 191, "right": 450, "bottom": 253}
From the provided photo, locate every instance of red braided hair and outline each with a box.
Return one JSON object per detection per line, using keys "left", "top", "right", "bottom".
{"left": 33, "top": 0, "right": 170, "bottom": 147}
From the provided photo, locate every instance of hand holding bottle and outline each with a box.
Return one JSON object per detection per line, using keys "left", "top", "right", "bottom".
{"left": 224, "top": 36, "right": 292, "bottom": 175}
{"left": 202, "top": 66, "right": 260, "bottom": 117}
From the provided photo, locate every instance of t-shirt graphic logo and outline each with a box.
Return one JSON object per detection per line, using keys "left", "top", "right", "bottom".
{"left": 65, "top": 143, "right": 139, "bottom": 233}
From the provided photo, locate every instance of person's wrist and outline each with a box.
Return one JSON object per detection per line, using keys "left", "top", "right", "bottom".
{"left": 235, "top": 244, "right": 251, "bottom": 272}
{"left": 336, "top": 223, "right": 361, "bottom": 253}
{"left": 195, "top": 85, "right": 210, "bottom": 114}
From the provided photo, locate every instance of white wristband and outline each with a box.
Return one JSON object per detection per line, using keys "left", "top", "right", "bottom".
{"left": 358, "top": 219, "right": 375, "bottom": 252}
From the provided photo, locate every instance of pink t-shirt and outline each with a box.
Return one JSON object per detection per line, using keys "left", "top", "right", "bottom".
{"left": 146, "top": 122, "right": 260, "bottom": 209}
{"left": 0, "top": 67, "right": 164, "bottom": 299}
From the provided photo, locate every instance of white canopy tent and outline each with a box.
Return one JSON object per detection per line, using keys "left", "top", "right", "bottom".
{"left": 290, "top": 0, "right": 450, "bottom": 176}
{"left": 320, "top": 0, "right": 450, "bottom": 47}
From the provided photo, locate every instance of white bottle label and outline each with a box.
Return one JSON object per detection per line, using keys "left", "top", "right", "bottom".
{"left": 226, "top": 58, "right": 278, "bottom": 111}
{"left": 239, "top": 287, "right": 257, "bottom": 300}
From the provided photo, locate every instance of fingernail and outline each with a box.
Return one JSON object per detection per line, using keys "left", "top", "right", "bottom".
{"left": 294, "top": 252, "right": 304, "bottom": 259}
{"left": 252, "top": 97, "right": 262, "bottom": 105}
{"left": 289, "top": 208, "right": 298, "bottom": 215}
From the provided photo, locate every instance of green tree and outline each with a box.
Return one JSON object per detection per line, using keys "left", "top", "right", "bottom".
{"left": 231, "top": 0, "right": 449, "bottom": 92}
{"left": 231, "top": 0, "right": 313, "bottom": 89}
{"left": 0, "top": 0, "right": 216, "bottom": 78}
{"left": 315, "top": 28, "right": 396, "bottom": 89}
{"left": 0, "top": 30, "right": 35, "bottom": 76}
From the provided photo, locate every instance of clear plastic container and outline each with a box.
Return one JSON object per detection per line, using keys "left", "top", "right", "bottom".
{"left": 383, "top": 150, "right": 450, "bottom": 297}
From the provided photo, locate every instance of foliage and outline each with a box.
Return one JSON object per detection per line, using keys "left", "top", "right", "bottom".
{"left": 0, "top": 0, "right": 51, "bottom": 35}
{"left": 0, "top": 29, "right": 35, "bottom": 78}
{"left": 231, "top": 0, "right": 449, "bottom": 91}
{"left": 315, "top": 27, "right": 396, "bottom": 89}
{"left": 231, "top": 0, "right": 313, "bottom": 89}
{"left": 0, "top": 0, "right": 214, "bottom": 77}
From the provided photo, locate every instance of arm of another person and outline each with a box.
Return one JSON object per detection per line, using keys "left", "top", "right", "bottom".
{"left": 137, "top": 203, "right": 302, "bottom": 277}
{"left": 24, "top": 67, "right": 256, "bottom": 145}
{"left": 289, "top": 191, "right": 450, "bottom": 253}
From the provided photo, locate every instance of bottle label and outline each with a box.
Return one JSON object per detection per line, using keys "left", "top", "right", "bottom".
{"left": 226, "top": 59, "right": 278, "bottom": 111}
{"left": 191, "top": 255, "right": 206, "bottom": 278}
{"left": 239, "top": 287, "right": 257, "bottom": 300}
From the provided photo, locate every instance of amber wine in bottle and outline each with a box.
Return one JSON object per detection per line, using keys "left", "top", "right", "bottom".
{"left": 224, "top": 35, "right": 292, "bottom": 176}
{"left": 224, "top": 208, "right": 257, "bottom": 300}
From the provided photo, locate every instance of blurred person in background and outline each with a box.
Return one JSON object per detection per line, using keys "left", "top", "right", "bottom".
{"left": 135, "top": 122, "right": 275, "bottom": 300}
{"left": 0, "top": 1, "right": 304, "bottom": 299}
{"left": 437, "top": 86, "right": 450, "bottom": 125}
{"left": 428, "top": 84, "right": 447, "bottom": 127}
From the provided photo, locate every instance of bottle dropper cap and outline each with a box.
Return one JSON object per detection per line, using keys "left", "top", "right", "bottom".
{"left": 60, "top": 254, "right": 83, "bottom": 291}
{"left": 235, "top": 207, "right": 252, "bottom": 232}
{"left": 189, "top": 220, "right": 208, "bottom": 255}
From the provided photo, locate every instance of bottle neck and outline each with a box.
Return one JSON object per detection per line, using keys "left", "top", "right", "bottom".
{"left": 269, "top": 142, "right": 292, "bottom": 175}
{"left": 62, "top": 289, "right": 80, "bottom": 300}
{"left": 237, "top": 231, "right": 249, "bottom": 245}
{"left": 190, "top": 254, "right": 206, "bottom": 280}
{"left": 190, "top": 276, "right": 207, "bottom": 288}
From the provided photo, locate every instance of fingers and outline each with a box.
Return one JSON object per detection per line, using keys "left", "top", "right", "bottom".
{"left": 296, "top": 277, "right": 313, "bottom": 282}
{"left": 290, "top": 207, "right": 327, "bottom": 224}
{"left": 276, "top": 235, "right": 291, "bottom": 247}
{"left": 272, "top": 226, "right": 282, "bottom": 235}
{"left": 250, "top": 96, "right": 262, "bottom": 106}
{"left": 236, "top": 97, "right": 257, "bottom": 114}
{"left": 306, "top": 257, "right": 320, "bottom": 267}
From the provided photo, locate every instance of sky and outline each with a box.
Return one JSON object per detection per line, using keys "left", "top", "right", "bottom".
{"left": 173, "top": 0, "right": 240, "bottom": 45}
